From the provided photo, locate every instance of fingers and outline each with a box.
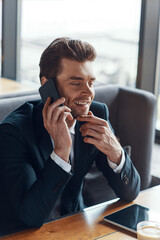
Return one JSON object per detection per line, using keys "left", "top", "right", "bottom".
{"left": 83, "top": 136, "right": 100, "bottom": 145}
{"left": 77, "top": 113, "right": 108, "bottom": 127}
{"left": 78, "top": 111, "right": 111, "bottom": 140}
{"left": 43, "top": 97, "right": 65, "bottom": 117}
{"left": 47, "top": 105, "right": 71, "bottom": 123}
{"left": 42, "top": 97, "right": 72, "bottom": 122}
{"left": 44, "top": 97, "right": 65, "bottom": 110}
{"left": 88, "top": 111, "right": 93, "bottom": 116}
{"left": 80, "top": 123, "right": 106, "bottom": 136}
{"left": 59, "top": 111, "right": 73, "bottom": 122}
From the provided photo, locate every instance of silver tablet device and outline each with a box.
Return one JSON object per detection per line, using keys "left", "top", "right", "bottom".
{"left": 103, "top": 204, "right": 160, "bottom": 233}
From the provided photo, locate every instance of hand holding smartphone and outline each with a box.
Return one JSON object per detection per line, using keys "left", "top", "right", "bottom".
{"left": 39, "top": 78, "right": 72, "bottom": 161}
{"left": 39, "top": 78, "right": 61, "bottom": 105}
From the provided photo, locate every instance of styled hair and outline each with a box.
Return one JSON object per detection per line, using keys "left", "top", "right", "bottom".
{"left": 39, "top": 37, "right": 97, "bottom": 80}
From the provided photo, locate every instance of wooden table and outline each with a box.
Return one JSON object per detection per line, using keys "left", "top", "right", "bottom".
{"left": 0, "top": 78, "right": 34, "bottom": 94}
{"left": 1, "top": 185, "right": 160, "bottom": 240}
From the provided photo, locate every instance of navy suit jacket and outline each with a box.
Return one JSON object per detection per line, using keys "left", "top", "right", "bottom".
{"left": 0, "top": 100, "right": 140, "bottom": 234}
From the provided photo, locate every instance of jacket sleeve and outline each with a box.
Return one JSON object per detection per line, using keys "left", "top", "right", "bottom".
{"left": 95, "top": 103, "right": 141, "bottom": 201}
{"left": 96, "top": 151, "right": 141, "bottom": 201}
{"left": 0, "top": 123, "right": 72, "bottom": 228}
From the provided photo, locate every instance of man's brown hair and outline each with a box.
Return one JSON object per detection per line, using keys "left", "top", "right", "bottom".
{"left": 39, "top": 37, "right": 97, "bottom": 80}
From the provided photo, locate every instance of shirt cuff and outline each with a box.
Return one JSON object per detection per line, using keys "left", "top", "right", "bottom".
{"left": 50, "top": 151, "right": 71, "bottom": 173}
{"left": 107, "top": 149, "right": 125, "bottom": 173}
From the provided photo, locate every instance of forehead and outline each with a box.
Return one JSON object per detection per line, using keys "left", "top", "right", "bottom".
{"left": 59, "top": 58, "right": 94, "bottom": 76}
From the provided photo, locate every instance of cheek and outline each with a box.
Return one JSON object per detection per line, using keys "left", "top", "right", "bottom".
{"left": 57, "top": 88, "right": 63, "bottom": 98}
{"left": 64, "top": 94, "right": 74, "bottom": 106}
{"left": 58, "top": 87, "right": 70, "bottom": 99}
{"left": 92, "top": 89, "right": 95, "bottom": 99}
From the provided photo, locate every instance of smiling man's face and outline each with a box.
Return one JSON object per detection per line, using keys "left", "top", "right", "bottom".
{"left": 56, "top": 58, "right": 95, "bottom": 119}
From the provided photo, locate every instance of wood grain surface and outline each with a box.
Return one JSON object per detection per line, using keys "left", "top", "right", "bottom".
{"left": 1, "top": 186, "right": 160, "bottom": 240}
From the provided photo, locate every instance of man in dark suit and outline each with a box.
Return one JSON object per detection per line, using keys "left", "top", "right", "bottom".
{"left": 0, "top": 37, "right": 140, "bottom": 232}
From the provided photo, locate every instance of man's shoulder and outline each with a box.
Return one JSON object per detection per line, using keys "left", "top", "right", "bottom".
{"left": 90, "top": 101, "right": 109, "bottom": 119}
{"left": 1, "top": 99, "right": 42, "bottom": 129}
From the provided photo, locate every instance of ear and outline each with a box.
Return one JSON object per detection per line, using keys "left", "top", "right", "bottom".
{"left": 41, "top": 76, "right": 48, "bottom": 85}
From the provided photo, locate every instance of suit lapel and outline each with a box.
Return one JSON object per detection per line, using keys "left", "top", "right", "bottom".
{"left": 39, "top": 130, "right": 53, "bottom": 161}
{"left": 33, "top": 101, "right": 53, "bottom": 161}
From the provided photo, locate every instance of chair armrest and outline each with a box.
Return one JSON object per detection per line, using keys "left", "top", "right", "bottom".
{"left": 117, "top": 87, "right": 156, "bottom": 189}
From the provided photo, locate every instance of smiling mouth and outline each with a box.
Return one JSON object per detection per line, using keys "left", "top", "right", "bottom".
{"left": 74, "top": 101, "right": 89, "bottom": 106}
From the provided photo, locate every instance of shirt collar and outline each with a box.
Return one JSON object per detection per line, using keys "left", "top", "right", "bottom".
{"left": 69, "top": 120, "right": 76, "bottom": 135}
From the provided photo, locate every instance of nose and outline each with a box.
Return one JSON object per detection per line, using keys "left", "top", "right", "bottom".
{"left": 81, "top": 83, "right": 94, "bottom": 96}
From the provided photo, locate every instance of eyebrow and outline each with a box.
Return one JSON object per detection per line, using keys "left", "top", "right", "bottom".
{"left": 69, "top": 76, "right": 96, "bottom": 81}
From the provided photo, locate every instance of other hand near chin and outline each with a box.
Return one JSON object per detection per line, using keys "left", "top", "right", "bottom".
{"left": 77, "top": 111, "right": 122, "bottom": 165}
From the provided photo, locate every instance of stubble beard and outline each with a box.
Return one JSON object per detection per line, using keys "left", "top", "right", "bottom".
{"left": 71, "top": 108, "right": 89, "bottom": 119}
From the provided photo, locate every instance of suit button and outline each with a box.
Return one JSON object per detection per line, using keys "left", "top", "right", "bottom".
{"left": 123, "top": 174, "right": 129, "bottom": 185}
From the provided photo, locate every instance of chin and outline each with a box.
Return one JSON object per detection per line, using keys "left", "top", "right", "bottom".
{"left": 71, "top": 110, "right": 89, "bottom": 119}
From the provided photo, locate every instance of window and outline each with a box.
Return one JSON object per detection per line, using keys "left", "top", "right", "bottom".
{"left": 0, "top": 0, "right": 2, "bottom": 76}
{"left": 20, "top": 0, "right": 141, "bottom": 87}
{"left": 156, "top": 78, "right": 160, "bottom": 133}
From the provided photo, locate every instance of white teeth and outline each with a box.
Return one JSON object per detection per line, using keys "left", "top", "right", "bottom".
{"left": 75, "top": 102, "right": 88, "bottom": 105}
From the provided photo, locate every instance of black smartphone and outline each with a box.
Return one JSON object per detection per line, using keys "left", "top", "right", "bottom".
{"left": 39, "top": 78, "right": 61, "bottom": 105}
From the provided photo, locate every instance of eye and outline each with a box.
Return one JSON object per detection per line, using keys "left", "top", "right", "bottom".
{"left": 71, "top": 82, "right": 80, "bottom": 86}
